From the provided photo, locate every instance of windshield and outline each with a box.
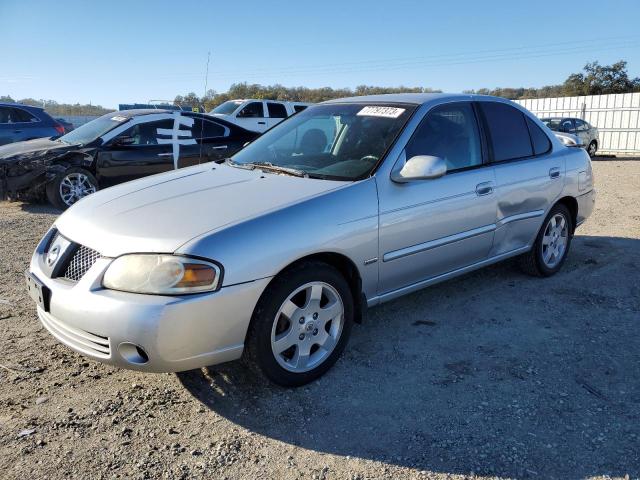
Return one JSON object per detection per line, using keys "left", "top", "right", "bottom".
{"left": 59, "top": 113, "right": 128, "bottom": 145}
{"left": 230, "top": 103, "right": 415, "bottom": 180}
{"left": 211, "top": 100, "right": 243, "bottom": 115}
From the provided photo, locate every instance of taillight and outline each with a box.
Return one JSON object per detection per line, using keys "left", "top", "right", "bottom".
{"left": 54, "top": 124, "right": 65, "bottom": 135}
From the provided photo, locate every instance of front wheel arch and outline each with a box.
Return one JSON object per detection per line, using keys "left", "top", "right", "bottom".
{"left": 269, "top": 252, "right": 365, "bottom": 323}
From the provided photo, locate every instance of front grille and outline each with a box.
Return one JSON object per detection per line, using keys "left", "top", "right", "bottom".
{"left": 39, "top": 310, "right": 111, "bottom": 358}
{"left": 63, "top": 245, "right": 101, "bottom": 281}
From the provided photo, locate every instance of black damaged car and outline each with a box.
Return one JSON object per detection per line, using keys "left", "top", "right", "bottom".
{"left": 0, "top": 109, "right": 259, "bottom": 209}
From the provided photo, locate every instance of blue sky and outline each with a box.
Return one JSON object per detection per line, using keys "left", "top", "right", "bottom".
{"left": 2, "top": 0, "right": 640, "bottom": 108}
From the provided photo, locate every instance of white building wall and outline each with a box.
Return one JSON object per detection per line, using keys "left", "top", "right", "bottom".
{"left": 515, "top": 92, "right": 640, "bottom": 155}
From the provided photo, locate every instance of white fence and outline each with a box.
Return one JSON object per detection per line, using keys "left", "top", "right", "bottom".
{"left": 515, "top": 92, "right": 640, "bottom": 156}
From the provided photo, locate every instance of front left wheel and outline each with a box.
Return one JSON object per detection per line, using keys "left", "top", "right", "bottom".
{"left": 243, "top": 261, "right": 354, "bottom": 387}
{"left": 46, "top": 167, "right": 98, "bottom": 210}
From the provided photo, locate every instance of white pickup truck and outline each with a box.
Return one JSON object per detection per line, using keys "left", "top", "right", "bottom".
{"left": 208, "top": 99, "right": 312, "bottom": 133}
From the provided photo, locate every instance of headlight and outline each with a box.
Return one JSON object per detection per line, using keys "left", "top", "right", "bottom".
{"left": 103, "top": 254, "right": 221, "bottom": 294}
{"left": 559, "top": 135, "right": 577, "bottom": 146}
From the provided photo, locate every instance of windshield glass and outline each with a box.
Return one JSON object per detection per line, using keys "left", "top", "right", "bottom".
{"left": 59, "top": 113, "right": 128, "bottom": 145}
{"left": 211, "top": 100, "right": 243, "bottom": 115}
{"left": 231, "top": 103, "right": 415, "bottom": 180}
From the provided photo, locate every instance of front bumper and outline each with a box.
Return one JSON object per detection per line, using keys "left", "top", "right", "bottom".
{"left": 28, "top": 237, "right": 271, "bottom": 373}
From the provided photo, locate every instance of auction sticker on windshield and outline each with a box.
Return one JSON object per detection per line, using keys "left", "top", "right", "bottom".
{"left": 357, "top": 106, "right": 405, "bottom": 118}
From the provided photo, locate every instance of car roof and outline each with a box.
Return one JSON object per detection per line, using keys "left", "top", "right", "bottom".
{"left": 0, "top": 102, "right": 44, "bottom": 110}
{"left": 321, "top": 92, "right": 512, "bottom": 105}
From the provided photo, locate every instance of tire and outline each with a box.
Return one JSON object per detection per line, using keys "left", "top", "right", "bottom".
{"left": 587, "top": 141, "right": 597, "bottom": 157}
{"left": 46, "top": 167, "right": 98, "bottom": 210}
{"left": 243, "top": 261, "right": 354, "bottom": 387}
{"left": 519, "top": 203, "right": 573, "bottom": 277}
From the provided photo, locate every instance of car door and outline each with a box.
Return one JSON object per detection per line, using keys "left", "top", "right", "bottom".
{"left": 180, "top": 116, "right": 233, "bottom": 165}
{"left": 266, "top": 102, "right": 288, "bottom": 129}
{"left": 95, "top": 118, "right": 175, "bottom": 187}
{"left": 234, "top": 101, "right": 267, "bottom": 132}
{"left": 477, "top": 101, "right": 564, "bottom": 257}
{"left": 377, "top": 102, "right": 497, "bottom": 294}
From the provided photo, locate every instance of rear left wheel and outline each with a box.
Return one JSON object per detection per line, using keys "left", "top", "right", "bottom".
{"left": 519, "top": 203, "right": 573, "bottom": 277}
{"left": 587, "top": 141, "right": 597, "bottom": 157}
{"left": 243, "top": 262, "right": 354, "bottom": 387}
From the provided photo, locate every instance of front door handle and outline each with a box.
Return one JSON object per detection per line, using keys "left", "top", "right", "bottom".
{"left": 549, "top": 167, "right": 561, "bottom": 179}
{"left": 13, "top": 130, "right": 22, "bottom": 133}
{"left": 476, "top": 181, "right": 494, "bottom": 196}
{"left": 212, "top": 145, "right": 228, "bottom": 150}
{"left": 157, "top": 153, "right": 173, "bottom": 157}
{"left": 257, "top": 121, "right": 266, "bottom": 125}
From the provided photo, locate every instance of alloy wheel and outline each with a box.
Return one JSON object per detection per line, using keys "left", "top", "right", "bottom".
{"left": 270, "top": 281, "right": 344, "bottom": 373}
{"left": 541, "top": 213, "right": 569, "bottom": 268}
{"left": 59, "top": 173, "right": 97, "bottom": 207}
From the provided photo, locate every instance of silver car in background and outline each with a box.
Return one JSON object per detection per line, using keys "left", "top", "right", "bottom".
{"left": 26, "top": 94, "right": 595, "bottom": 386}
{"left": 542, "top": 117, "right": 600, "bottom": 157}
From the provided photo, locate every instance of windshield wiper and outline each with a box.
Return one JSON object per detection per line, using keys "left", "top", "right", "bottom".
{"left": 227, "top": 159, "right": 308, "bottom": 178}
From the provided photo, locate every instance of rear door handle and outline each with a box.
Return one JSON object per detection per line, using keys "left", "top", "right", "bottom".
{"left": 157, "top": 153, "right": 173, "bottom": 157}
{"left": 549, "top": 167, "right": 561, "bottom": 179}
{"left": 212, "top": 145, "right": 228, "bottom": 150}
{"left": 475, "top": 181, "right": 494, "bottom": 196}
{"left": 257, "top": 121, "right": 266, "bottom": 125}
{"left": 13, "top": 130, "right": 22, "bottom": 133}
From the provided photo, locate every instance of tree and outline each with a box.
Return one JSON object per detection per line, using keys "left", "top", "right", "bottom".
{"left": 564, "top": 60, "right": 640, "bottom": 96}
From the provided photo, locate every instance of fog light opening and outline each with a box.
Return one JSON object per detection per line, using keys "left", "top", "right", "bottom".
{"left": 118, "top": 342, "right": 149, "bottom": 365}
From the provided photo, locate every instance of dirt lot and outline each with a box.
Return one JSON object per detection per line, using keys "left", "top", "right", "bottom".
{"left": 0, "top": 159, "right": 639, "bottom": 480}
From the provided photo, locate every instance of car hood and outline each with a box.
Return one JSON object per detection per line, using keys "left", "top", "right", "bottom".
{"left": 0, "top": 137, "right": 74, "bottom": 162}
{"left": 55, "top": 163, "right": 347, "bottom": 257}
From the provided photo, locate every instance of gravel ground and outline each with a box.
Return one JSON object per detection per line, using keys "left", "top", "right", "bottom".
{"left": 0, "top": 159, "right": 639, "bottom": 480}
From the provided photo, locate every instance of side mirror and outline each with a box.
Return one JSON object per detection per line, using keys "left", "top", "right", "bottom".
{"left": 392, "top": 155, "right": 447, "bottom": 183}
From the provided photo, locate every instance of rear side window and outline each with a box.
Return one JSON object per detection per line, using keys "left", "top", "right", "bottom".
{"left": 9, "top": 108, "right": 38, "bottom": 123}
{"left": 525, "top": 117, "right": 551, "bottom": 155}
{"left": 267, "top": 102, "right": 288, "bottom": 118}
{"left": 192, "top": 118, "right": 227, "bottom": 139}
{"left": 237, "top": 102, "right": 264, "bottom": 118}
{"left": 480, "top": 102, "right": 533, "bottom": 162}
{"left": 293, "top": 105, "right": 307, "bottom": 113}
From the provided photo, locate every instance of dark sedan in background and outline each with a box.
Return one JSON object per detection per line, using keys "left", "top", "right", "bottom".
{"left": 541, "top": 117, "right": 600, "bottom": 156}
{"left": 0, "top": 103, "right": 65, "bottom": 145}
{"left": 0, "top": 109, "right": 258, "bottom": 209}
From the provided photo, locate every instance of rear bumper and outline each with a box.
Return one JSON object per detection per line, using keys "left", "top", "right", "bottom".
{"left": 29, "top": 245, "right": 271, "bottom": 373}
{"left": 576, "top": 188, "right": 596, "bottom": 228}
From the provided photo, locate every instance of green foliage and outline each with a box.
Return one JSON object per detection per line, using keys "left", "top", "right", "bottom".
{"left": 174, "top": 84, "right": 443, "bottom": 111}
{"left": 6, "top": 61, "right": 639, "bottom": 116}
{"left": 0, "top": 95, "right": 112, "bottom": 116}
{"left": 465, "top": 60, "right": 640, "bottom": 99}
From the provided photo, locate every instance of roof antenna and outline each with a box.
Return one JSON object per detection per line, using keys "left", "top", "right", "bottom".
{"left": 199, "top": 51, "right": 211, "bottom": 164}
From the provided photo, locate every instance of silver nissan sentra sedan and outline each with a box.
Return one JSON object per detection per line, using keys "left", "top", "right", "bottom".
{"left": 25, "top": 93, "right": 596, "bottom": 386}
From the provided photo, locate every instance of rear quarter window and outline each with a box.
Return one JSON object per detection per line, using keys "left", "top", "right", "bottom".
{"left": 525, "top": 117, "right": 552, "bottom": 155}
{"left": 480, "top": 102, "right": 533, "bottom": 162}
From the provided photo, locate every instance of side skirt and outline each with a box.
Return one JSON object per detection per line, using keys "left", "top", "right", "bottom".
{"left": 366, "top": 245, "right": 531, "bottom": 307}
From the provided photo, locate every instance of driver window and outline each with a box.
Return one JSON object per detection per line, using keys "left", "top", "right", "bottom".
{"left": 116, "top": 119, "right": 174, "bottom": 146}
{"left": 561, "top": 119, "right": 575, "bottom": 132}
{"left": 405, "top": 103, "right": 482, "bottom": 172}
